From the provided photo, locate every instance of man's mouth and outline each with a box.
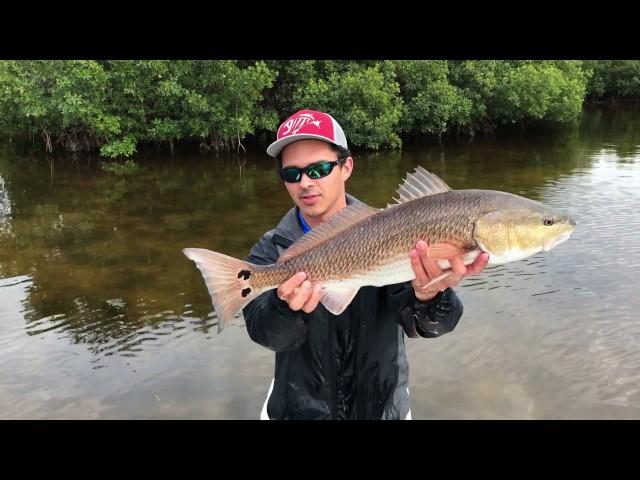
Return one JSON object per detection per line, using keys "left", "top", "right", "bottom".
{"left": 300, "top": 193, "right": 320, "bottom": 205}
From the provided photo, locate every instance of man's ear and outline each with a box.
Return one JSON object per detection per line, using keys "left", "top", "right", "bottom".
{"left": 341, "top": 157, "right": 354, "bottom": 182}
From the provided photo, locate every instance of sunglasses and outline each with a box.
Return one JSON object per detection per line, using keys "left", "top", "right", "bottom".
{"left": 279, "top": 160, "right": 343, "bottom": 183}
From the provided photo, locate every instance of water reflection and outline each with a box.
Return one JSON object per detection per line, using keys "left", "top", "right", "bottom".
{"left": 1, "top": 107, "right": 639, "bottom": 418}
{"left": 0, "top": 174, "right": 11, "bottom": 235}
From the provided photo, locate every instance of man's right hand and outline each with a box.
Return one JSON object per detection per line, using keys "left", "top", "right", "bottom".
{"left": 276, "top": 272, "right": 323, "bottom": 313}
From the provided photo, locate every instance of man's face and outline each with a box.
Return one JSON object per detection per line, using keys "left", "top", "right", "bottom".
{"left": 280, "top": 139, "right": 353, "bottom": 226}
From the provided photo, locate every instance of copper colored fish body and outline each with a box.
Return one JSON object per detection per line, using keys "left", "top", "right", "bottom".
{"left": 184, "top": 167, "right": 576, "bottom": 331}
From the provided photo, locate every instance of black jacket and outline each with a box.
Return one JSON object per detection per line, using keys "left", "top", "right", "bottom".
{"left": 242, "top": 194, "right": 464, "bottom": 419}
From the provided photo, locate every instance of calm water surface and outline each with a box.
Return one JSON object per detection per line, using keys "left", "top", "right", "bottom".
{"left": 1, "top": 107, "right": 639, "bottom": 419}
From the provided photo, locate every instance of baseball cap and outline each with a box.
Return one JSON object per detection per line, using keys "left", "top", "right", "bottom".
{"left": 266, "top": 109, "right": 348, "bottom": 158}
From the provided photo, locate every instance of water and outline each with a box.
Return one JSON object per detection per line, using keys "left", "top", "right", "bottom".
{"left": 1, "top": 106, "right": 639, "bottom": 419}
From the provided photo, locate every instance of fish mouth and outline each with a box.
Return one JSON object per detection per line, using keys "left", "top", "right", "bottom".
{"left": 544, "top": 230, "right": 573, "bottom": 251}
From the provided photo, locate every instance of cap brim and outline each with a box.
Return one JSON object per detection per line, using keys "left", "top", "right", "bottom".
{"left": 266, "top": 134, "right": 336, "bottom": 157}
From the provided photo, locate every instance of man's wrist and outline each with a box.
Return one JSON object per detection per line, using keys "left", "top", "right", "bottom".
{"left": 413, "top": 288, "right": 440, "bottom": 302}
{"left": 414, "top": 287, "right": 448, "bottom": 305}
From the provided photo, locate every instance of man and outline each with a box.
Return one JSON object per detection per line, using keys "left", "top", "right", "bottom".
{"left": 242, "top": 109, "right": 488, "bottom": 420}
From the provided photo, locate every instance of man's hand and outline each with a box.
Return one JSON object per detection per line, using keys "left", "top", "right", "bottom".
{"left": 410, "top": 240, "right": 489, "bottom": 301}
{"left": 276, "top": 272, "right": 324, "bottom": 313}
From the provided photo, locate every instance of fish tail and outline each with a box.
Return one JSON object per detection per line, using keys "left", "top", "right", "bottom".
{"left": 183, "top": 248, "right": 266, "bottom": 332}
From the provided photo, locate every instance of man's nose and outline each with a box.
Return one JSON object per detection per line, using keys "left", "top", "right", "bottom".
{"left": 299, "top": 173, "right": 315, "bottom": 189}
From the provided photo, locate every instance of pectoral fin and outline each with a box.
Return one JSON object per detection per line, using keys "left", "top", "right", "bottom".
{"left": 426, "top": 243, "right": 469, "bottom": 260}
{"left": 419, "top": 271, "right": 453, "bottom": 290}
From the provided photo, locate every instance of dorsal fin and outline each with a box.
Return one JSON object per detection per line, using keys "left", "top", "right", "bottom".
{"left": 277, "top": 203, "right": 380, "bottom": 264}
{"left": 388, "top": 166, "right": 452, "bottom": 207}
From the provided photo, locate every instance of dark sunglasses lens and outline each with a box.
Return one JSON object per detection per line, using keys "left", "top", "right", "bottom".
{"left": 307, "top": 162, "right": 333, "bottom": 179}
{"left": 281, "top": 168, "right": 301, "bottom": 182}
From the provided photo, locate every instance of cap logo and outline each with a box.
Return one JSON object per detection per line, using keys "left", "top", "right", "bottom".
{"left": 281, "top": 113, "right": 322, "bottom": 137}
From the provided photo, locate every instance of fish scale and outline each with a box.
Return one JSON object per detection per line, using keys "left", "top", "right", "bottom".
{"left": 253, "top": 190, "right": 500, "bottom": 289}
{"left": 183, "top": 167, "right": 576, "bottom": 332}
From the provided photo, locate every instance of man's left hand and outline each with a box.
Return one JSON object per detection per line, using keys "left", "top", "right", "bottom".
{"left": 409, "top": 240, "right": 489, "bottom": 301}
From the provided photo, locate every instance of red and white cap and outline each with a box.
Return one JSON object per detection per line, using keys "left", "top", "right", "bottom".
{"left": 266, "top": 109, "right": 348, "bottom": 158}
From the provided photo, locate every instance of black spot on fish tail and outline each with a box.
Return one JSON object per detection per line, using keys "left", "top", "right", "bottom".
{"left": 237, "top": 270, "right": 251, "bottom": 280}
{"left": 241, "top": 288, "right": 252, "bottom": 298}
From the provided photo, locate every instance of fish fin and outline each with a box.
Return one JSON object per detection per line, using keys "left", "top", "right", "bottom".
{"left": 277, "top": 204, "right": 380, "bottom": 264}
{"left": 426, "top": 243, "right": 469, "bottom": 260}
{"left": 390, "top": 166, "right": 452, "bottom": 206}
{"left": 420, "top": 271, "right": 453, "bottom": 290}
{"left": 436, "top": 249, "right": 483, "bottom": 269}
{"left": 319, "top": 285, "right": 360, "bottom": 316}
{"left": 183, "top": 248, "right": 266, "bottom": 332}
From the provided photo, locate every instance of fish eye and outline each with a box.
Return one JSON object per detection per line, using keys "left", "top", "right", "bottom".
{"left": 543, "top": 218, "right": 554, "bottom": 226}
